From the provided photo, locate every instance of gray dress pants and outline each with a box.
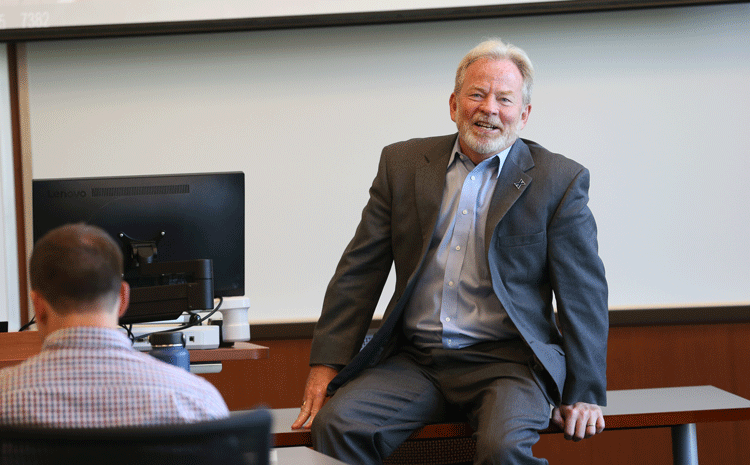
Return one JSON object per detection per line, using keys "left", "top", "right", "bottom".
{"left": 312, "top": 339, "right": 553, "bottom": 465}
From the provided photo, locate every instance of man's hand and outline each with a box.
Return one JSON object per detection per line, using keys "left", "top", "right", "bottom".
{"left": 291, "top": 365, "right": 339, "bottom": 430}
{"left": 551, "top": 402, "right": 605, "bottom": 441}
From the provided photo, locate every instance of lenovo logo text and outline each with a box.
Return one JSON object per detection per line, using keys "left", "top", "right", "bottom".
{"left": 47, "top": 190, "right": 87, "bottom": 198}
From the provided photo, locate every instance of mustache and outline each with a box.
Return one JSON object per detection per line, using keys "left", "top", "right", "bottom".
{"left": 472, "top": 117, "right": 503, "bottom": 129}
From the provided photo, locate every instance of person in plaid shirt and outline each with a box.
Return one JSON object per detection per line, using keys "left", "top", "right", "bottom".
{"left": 0, "top": 223, "right": 229, "bottom": 427}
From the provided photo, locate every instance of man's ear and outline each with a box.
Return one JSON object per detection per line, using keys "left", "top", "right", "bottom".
{"left": 117, "top": 281, "right": 131, "bottom": 318}
{"left": 449, "top": 93, "right": 458, "bottom": 122}
{"left": 518, "top": 103, "right": 532, "bottom": 131}
{"left": 30, "top": 290, "right": 50, "bottom": 327}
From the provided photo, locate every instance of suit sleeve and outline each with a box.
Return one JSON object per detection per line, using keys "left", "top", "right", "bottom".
{"left": 309, "top": 149, "right": 395, "bottom": 367}
{"left": 547, "top": 167, "right": 609, "bottom": 406}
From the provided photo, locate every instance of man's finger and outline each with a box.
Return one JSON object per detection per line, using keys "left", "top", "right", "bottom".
{"left": 584, "top": 419, "right": 597, "bottom": 439}
{"left": 563, "top": 409, "right": 579, "bottom": 440}
{"left": 291, "top": 404, "right": 311, "bottom": 429}
{"left": 593, "top": 415, "right": 605, "bottom": 435}
{"left": 291, "top": 413, "right": 309, "bottom": 429}
{"left": 572, "top": 415, "right": 589, "bottom": 441}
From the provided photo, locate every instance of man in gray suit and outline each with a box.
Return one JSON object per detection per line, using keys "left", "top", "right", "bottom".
{"left": 293, "top": 39, "right": 608, "bottom": 465}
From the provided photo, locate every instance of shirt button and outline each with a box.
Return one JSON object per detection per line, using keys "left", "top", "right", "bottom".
{"left": 448, "top": 281, "right": 454, "bottom": 287}
{"left": 445, "top": 317, "right": 451, "bottom": 322}
{"left": 471, "top": 176, "right": 476, "bottom": 181}
{"left": 455, "top": 246, "right": 461, "bottom": 251}
{"left": 462, "top": 209, "right": 468, "bottom": 215}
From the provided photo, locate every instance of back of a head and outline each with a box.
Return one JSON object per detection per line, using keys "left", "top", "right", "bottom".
{"left": 29, "top": 223, "right": 124, "bottom": 313}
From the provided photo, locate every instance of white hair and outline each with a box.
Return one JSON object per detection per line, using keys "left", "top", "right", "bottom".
{"left": 454, "top": 39, "right": 535, "bottom": 106}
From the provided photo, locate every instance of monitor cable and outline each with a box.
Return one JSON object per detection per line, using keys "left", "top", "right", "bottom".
{"left": 122, "top": 296, "right": 224, "bottom": 345}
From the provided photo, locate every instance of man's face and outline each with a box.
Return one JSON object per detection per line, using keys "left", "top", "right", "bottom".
{"left": 450, "top": 58, "right": 531, "bottom": 162}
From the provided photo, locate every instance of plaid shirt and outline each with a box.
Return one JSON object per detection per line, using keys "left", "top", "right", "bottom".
{"left": 0, "top": 326, "right": 229, "bottom": 428}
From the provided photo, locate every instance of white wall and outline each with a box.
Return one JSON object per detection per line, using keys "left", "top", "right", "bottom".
{"left": 25, "top": 3, "right": 750, "bottom": 323}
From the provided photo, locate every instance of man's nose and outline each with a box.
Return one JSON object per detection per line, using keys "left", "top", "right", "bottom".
{"left": 478, "top": 96, "right": 499, "bottom": 115}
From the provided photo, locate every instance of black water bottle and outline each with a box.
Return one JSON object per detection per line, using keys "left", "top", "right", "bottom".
{"left": 149, "top": 331, "right": 190, "bottom": 371}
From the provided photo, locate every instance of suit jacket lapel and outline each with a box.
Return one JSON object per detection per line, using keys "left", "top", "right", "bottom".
{"left": 328, "top": 135, "right": 456, "bottom": 394}
{"left": 415, "top": 134, "right": 456, "bottom": 247}
{"left": 484, "top": 139, "right": 534, "bottom": 252}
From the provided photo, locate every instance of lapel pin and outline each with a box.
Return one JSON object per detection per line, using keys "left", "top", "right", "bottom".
{"left": 514, "top": 179, "right": 526, "bottom": 189}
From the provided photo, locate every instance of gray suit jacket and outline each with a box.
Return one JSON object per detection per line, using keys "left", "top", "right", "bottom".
{"left": 310, "top": 135, "right": 608, "bottom": 407}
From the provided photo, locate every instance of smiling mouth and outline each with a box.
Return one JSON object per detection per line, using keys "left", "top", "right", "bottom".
{"left": 475, "top": 121, "right": 500, "bottom": 131}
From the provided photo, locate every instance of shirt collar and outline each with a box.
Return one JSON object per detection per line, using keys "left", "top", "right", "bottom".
{"left": 42, "top": 326, "right": 134, "bottom": 351}
{"left": 449, "top": 137, "right": 513, "bottom": 179}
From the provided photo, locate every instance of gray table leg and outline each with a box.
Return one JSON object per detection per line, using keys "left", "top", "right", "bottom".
{"left": 671, "top": 423, "right": 698, "bottom": 465}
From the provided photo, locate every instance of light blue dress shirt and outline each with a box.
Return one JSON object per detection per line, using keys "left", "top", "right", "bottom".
{"left": 403, "top": 138, "right": 519, "bottom": 349}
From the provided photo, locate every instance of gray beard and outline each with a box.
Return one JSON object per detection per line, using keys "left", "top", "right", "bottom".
{"left": 458, "top": 120, "right": 520, "bottom": 158}
{"left": 463, "top": 131, "right": 516, "bottom": 156}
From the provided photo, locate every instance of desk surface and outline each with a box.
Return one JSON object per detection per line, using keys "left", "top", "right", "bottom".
{"left": 271, "top": 385, "right": 750, "bottom": 446}
{"left": 271, "top": 447, "right": 346, "bottom": 465}
{"left": 601, "top": 385, "right": 750, "bottom": 430}
{"left": 0, "top": 330, "right": 268, "bottom": 368}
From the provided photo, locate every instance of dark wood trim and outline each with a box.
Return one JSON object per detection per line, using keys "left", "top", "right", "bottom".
{"left": 6, "top": 43, "right": 29, "bottom": 326}
{"left": 0, "top": 0, "right": 745, "bottom": 42}
{"left": 608, "top": 305, "right": 750, "bottom": 327}
{"left": 250, "top": 305, "right": 750, "bottom": 340}
{"left": 250, "top": 321, "right": 317, "bottom": 340}
{"left": 250, "top": 319, "right": 381, "bottom": 340}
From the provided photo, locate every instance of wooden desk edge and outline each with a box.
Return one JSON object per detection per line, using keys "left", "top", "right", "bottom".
{"left": 275, "top": 430, "right": 313, "bottom": 447}
{"left": 271, "top": 396, "right": 750, "bottom": 447}
{"left": 0, "top": 331, "right": 269, "bottom": 366}
{"left": 189, "top": 342, "right": 269, "bottom": 362}
{"left": 604, "top": 407, "right": 750, "bottom": 430}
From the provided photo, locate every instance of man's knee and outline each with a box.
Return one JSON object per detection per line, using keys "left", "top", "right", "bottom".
{"left": 475, "top": 426, "right": 545, "bottom": 465}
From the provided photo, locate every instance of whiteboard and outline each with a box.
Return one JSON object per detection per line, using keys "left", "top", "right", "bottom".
{"left": 25, "top": 3, "right": 750, "bottom": 323}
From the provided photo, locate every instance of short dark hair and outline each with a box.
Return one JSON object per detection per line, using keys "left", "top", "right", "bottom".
{"left": 29, "top": 223, "right": 124, "bottom": 313}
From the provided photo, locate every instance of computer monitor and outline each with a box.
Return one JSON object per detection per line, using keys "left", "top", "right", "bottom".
{"left": 32, "top": 171, "right": 245, "bottom": 324}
